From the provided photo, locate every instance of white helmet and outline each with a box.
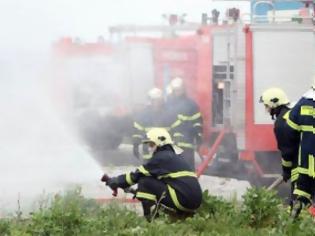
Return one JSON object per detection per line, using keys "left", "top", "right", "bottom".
{"left": 143, "top": 128, "right": 173, "bottom": 147}
{"left": 170, "top": 77, "right": 184, "bottom": 90}
{"left": 148, "top": 87, "right": 162, "bottom": 100}
{"left": 260, "top": 87, "right": 290, "bottom": 109}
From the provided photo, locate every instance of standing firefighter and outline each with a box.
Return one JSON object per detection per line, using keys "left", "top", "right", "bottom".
{"left": 260, "top": 88, "right": 299, "bottom": 208}
{"left": 132, "top": 88, "right": 169, "bottom": 160}
{"left": 168, "top": 77, "right": 203, "bottom": 170}
{"left": 285, "top": 78, "right": 315, "bottom": 219}
{"left": 102, "top": 128, "right": 202, "bottom": 221}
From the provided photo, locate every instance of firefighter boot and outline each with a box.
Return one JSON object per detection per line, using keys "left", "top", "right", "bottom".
{"left": 291, "top": 198, "right": 310, "bottom": 219}
{"left": 291, "top": 200, "right": 303, "bottom": 219}
{"left": 141, "top": 200, "right": 155, "bottom": 222}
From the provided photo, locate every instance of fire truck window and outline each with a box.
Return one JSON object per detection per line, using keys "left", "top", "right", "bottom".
{"left": 212, "top": 65, "right": 234, "bottom": 126}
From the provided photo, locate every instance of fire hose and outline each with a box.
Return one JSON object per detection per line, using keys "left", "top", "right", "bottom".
{"left": 267, "top": 176, "right": 284, "bottom": 191}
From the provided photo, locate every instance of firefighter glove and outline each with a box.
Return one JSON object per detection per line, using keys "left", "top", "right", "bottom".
{"left": 106, "top": 177, "right": 120, "bottom": 190}
{"left": 282, "top": 168, "right": 291, "bottom": 182}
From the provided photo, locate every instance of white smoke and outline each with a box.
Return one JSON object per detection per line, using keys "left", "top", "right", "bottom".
{"left": 0, "top": 51, "right": 104, "bottom": 215}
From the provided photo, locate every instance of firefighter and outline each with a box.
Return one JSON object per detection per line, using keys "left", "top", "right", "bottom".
{"left": 285, "top": 78, "right": 315, "bottom": 219}
{"left": 103, "top": 128, "right": 202, "bottom": 221}
{"left": 167, "top": 77, "right": 203, "bottom": 170}
{"left": 260, "top": 88, "right": 299, "bottom": 208}
{"left": 132, "top": 88, "right": 170, "bottom": 160}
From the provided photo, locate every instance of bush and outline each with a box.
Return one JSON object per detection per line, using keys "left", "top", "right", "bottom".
{"left": 0, "top": 219, "right": 10, "bottom": 236}
{"left": 1, "top": 187, "right": 314, "bottom": 235}
{"left": 26, "top": 187, "right": 101, "bottom": 236}
{"left": 241, "top": 187, "right": 281, "bottom": 228}
{"left": 197, "top": 190, "right": 236, "bottom": 219}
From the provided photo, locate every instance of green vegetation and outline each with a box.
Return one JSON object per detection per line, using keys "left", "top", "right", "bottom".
{"left": 0, "top": 187, "right": 314, "bottom": 236}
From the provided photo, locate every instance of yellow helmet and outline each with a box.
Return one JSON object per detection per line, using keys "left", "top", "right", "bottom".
{"left": 260, "top": 88, "right": 289, "bottom": 108}
{"left": 143, "top": 128, "right": 173, "bottom": 147}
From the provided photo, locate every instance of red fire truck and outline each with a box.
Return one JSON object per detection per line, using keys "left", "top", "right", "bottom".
{"left": 53, "top": 10, "right": 315, "bottom": 186}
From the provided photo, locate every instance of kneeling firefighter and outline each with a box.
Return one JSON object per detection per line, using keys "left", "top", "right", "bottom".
{"left": 102, "top": 128, "right": 202, "bottom": 221}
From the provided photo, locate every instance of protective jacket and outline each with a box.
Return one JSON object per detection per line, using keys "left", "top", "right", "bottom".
{"left": 113, "top": 144, "right": 202, "bottom": 212}
{"left": 168, "top": 95, "right": 202, "bottom": 150}
{"left": 274, "top": 106, "right": 299, "bottom": 181}
{"left": 286, "top": 89, "right": 315, "bottom": 202}
{"left": 132, "top": 105, "right": 171, "bottom": 159}
{"left": 132, "top": 105, "right": 170, "bottom": 142}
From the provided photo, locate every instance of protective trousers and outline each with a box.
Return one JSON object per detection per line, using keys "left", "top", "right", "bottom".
{"left": 136, "top": 177, "right": 195, "bottom": 220}
{"left": 291, "top": 174, "right": 315, "bottom": 219}
{"left": 136, "top": 177, "right": 176, "bottom": 217}
{"left": 294, "top": 174, "right": 315, "bottom": 204}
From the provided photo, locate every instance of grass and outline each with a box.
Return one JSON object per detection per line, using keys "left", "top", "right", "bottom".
{"left": 0, "top": 187, "right": 314, "bottom": 236}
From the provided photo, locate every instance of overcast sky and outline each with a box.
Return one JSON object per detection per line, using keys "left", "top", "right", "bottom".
{"left": 0, "top": 0, "right": 250, "bottom": 50}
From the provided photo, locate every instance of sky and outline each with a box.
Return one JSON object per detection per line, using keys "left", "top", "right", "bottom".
{"left": 0, "top": 0, "right": 250, "bottom": 50}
